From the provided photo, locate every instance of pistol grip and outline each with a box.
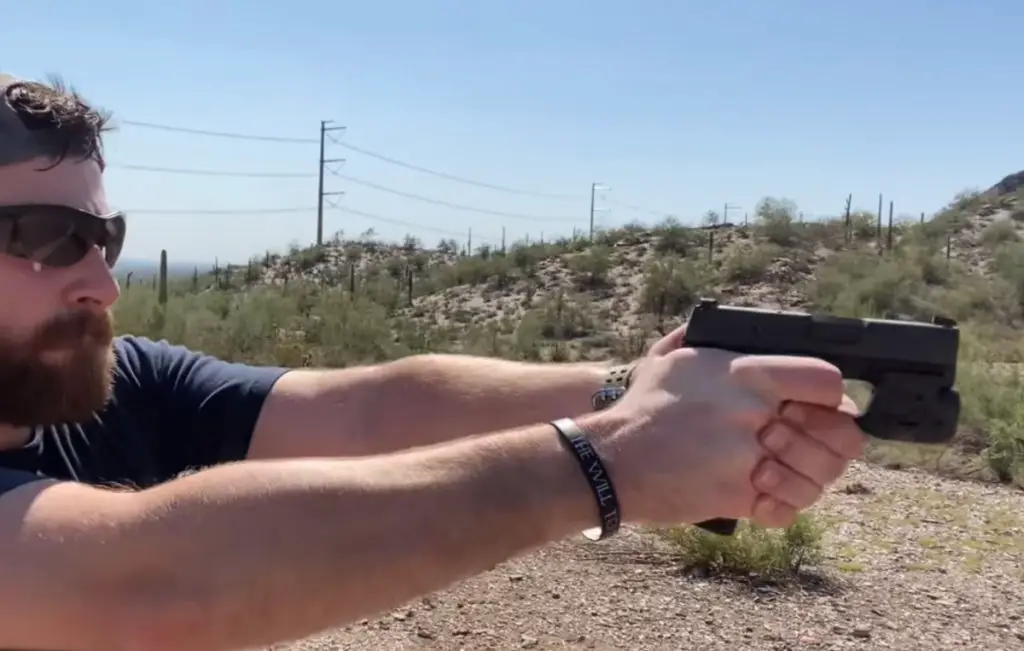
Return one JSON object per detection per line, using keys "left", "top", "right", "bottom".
{"left": 696, "top": 518, "right": 737, "bottom": 536}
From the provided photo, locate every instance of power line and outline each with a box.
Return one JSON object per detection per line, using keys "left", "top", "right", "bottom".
{"left": 108, "top": 163, "right": 315, "bottom": 178}
{"left": 334, "top": 141, "right": 581, "bottom": 200}
{"left": 109, "top": 158, "right": 579, "bottom": 223}
{"left": 333, "top": 173, "right": 577, "bottom": 223}
{"left": 337, "top": 206, "right": 501, "bottom": 244}
{"left": 606, "top": 200, "right": 673, "bottom": 220}
{"left": 108, "top": 159, "right": 581, "bottom": 229}
{"left": 118, "top": 119, "right": 317, "bottom": 144}
{"left": 123, "top": 206, "right": 326, "bottom": 215}
{"left": 115, "top": 117, "right": 696, "bottom": 231}
{"left": 118, "top": 118, "right": 585, "bottom": 200}
{"left": 117, "top": 117, "right": 787, "bottom": 225}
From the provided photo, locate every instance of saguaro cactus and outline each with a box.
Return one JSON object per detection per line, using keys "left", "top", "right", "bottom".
{"left": 158, "top": 249, "right": 168, "bottom": 305}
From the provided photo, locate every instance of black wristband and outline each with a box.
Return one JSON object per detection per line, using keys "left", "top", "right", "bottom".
{"left": 550, "top": 418, "right": 621, "bottom": 541}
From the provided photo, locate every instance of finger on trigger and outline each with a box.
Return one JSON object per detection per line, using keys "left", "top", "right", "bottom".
{"left": 778, "top": 402, "right": 866, "bottom": 460}
{"left": 839, "top": 394, "right": 860, "bottom": 416}
{"left": 732, "top": 355, "right": 844, "bottom": 410}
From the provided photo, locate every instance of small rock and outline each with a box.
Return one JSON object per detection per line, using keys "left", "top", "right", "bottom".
{"left": 392, "top": 609, "right": 412, "bottom": 621}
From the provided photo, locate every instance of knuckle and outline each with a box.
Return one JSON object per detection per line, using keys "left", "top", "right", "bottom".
{"left": 824, "top": 418, "right": 867, "bottom": 459}
{"left": 752, "top": 495, "right": 797, "bottom": 528}
{"left": 752, "top": 458, "right": 783, "bottom": 491}
{"left": 754, "top": 458, "right": 823, "bottom": 509}
{"left": 778, "top": 405, "right": 864, "bottom": 461}
{"left": 779, "top": 401, "right": 809, "bottom": 422}
{"left": 760, "top": 421, "right": 797, "bottom": 457}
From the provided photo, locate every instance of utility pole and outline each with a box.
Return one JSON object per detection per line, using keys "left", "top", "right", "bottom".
{"left": 723, "top": 202, "right": 741, "bottom": 224}
{"left": 589, "top": 182, "right": 611, "bottom": 240}
{"left": 316, "top": 120, "right": 346, "bottom": 246}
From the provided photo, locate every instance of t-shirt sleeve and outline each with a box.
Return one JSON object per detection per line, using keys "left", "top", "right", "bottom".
{"left": 116, "top": 336, "right": 289, "bottom": 475}
{"left": 0, "top": 467, "right": 46, "bottom": 497}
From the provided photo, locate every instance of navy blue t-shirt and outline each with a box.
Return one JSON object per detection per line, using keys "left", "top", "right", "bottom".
{"left": 0, "top": 335, "right": 288, "bottom": 496}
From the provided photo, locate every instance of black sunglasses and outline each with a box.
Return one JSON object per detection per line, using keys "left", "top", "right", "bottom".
{"left": 0, "top": 204, "right": 126, "bottom": 268}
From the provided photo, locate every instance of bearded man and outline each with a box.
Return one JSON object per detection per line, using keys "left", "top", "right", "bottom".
{"left": 0, "top": 73, "right": 866, "bottom": 651}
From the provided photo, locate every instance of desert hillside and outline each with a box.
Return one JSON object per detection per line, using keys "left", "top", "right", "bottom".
{"left": 113, "top": 179, "right": 1024, "bottom": 649}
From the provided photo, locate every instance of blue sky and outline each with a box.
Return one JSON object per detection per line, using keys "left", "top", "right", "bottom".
{"left": 6, "top": 0, "right": 1021, "bottom": 264}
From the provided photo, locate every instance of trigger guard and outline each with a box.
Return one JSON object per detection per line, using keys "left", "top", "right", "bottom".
{"left": 855, "top": 381, "right": 959, "bottom": 444}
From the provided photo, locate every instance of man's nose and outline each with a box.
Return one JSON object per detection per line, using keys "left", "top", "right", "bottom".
{"left": 63, "top": 246, "right": 121, "bottom": 309}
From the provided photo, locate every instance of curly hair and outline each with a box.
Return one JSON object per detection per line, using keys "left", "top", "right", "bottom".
{"left": 2, "top": 75, "right": 113, "bottom": 171}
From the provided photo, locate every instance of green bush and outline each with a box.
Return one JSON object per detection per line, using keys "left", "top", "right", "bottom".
{"left": 661, "top": 514, "right": 826, "bottom": 580}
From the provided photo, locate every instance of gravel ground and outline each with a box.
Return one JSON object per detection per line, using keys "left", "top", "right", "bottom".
{"left": 273, "top": 462, "right": 1023, "bottom": 651}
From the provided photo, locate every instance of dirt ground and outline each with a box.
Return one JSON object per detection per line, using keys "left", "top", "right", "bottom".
{"left": 271, "top": 462, "right": 1023, "bottom": 650}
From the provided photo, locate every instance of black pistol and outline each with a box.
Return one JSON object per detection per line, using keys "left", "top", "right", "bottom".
{"left": 681, "top": 299, "right": 961, "bottom": 536}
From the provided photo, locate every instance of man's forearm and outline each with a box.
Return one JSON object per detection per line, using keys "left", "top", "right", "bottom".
{"left": 4, "top": 419, "right": 606, "bottom": 651}
{"left": 363, "top": 354, "right": 611, "bottom": 453}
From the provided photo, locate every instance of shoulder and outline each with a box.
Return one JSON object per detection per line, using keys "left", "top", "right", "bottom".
{"left": 106, "top": 336, "right": 291, "bottom": 466}
{"left": 112, "top": 334, "right": 203, "bottom": 373}
{"left": 110, "top": 335, "right": 171, "bottom": 383}
{"left": 110, "top": 334, "right": 290, "bottom": 403}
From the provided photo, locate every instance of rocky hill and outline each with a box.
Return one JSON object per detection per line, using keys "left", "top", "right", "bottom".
{"left": 241, "top": 187, "right": 1024, "bottom": 358}
{"left": 984, "top": 169, "right": 1024, "bottom": 198}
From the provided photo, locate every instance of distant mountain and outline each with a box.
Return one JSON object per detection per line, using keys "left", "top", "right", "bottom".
{"left": 114, "top": 257, "right": 205, "bottom": 278}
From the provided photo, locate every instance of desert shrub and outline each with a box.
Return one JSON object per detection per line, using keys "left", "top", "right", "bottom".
{"left": 720, "top": 242, "right": 781, "bottom": 284}
{"left": 661, "top": 514, "right": 826, "bottom": 580}
{"left": 639, "top": 257, "right": 716, "bottom": 316}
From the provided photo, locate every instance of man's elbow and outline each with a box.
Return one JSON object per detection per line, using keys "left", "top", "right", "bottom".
{"left": 73, "top": 590, "right": 216, "bottom": 651}
{"left": 0, "top": 482, "right": 225, "bottom": 651}
{"left": 92, "top": 512, "right": 241, "bottom": 651}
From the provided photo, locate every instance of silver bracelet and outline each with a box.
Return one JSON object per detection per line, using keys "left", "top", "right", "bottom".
{"left": 591, "top": 363, "right": 635, "bottom": 411}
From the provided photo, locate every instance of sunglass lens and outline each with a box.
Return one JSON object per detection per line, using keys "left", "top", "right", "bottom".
{"left": 16, "top": 212, "right": 77, "bottom": 265}
{"left": 12, "top": 209, "right": 127, "bottom": 268}
{"left": 100, "top": 216, "right": 126, "bottom": 267}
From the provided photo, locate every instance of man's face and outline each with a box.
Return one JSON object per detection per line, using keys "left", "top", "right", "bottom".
{"left": 0, "top": 158, "right": 121, "bottom": 426}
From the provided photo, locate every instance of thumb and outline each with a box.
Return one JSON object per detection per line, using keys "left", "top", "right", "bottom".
{"left": 649, "top": 323, "right": 687, "bottom": 356}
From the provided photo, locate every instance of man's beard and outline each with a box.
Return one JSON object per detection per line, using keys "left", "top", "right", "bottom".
{"left": 0, "top": 310, "right": 116, "bottom": 427}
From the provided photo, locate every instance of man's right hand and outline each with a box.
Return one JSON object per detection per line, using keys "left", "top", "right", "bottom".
{"left": 581, "top": 338, "right": 865, "bottom": 530}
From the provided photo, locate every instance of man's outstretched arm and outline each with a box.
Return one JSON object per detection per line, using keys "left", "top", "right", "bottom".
{"left": 0, "top": 417, "right": 605, "bottom": 651}
{"left": 127, "top": 336, "right": 617, "bottom": 465}
{"left": 249, "top": 353, "right": 613, "bottom": 458}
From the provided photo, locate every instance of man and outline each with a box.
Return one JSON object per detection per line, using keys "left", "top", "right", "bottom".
{"left": 0, "top": 74, "right": 866, "bottom": 651}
